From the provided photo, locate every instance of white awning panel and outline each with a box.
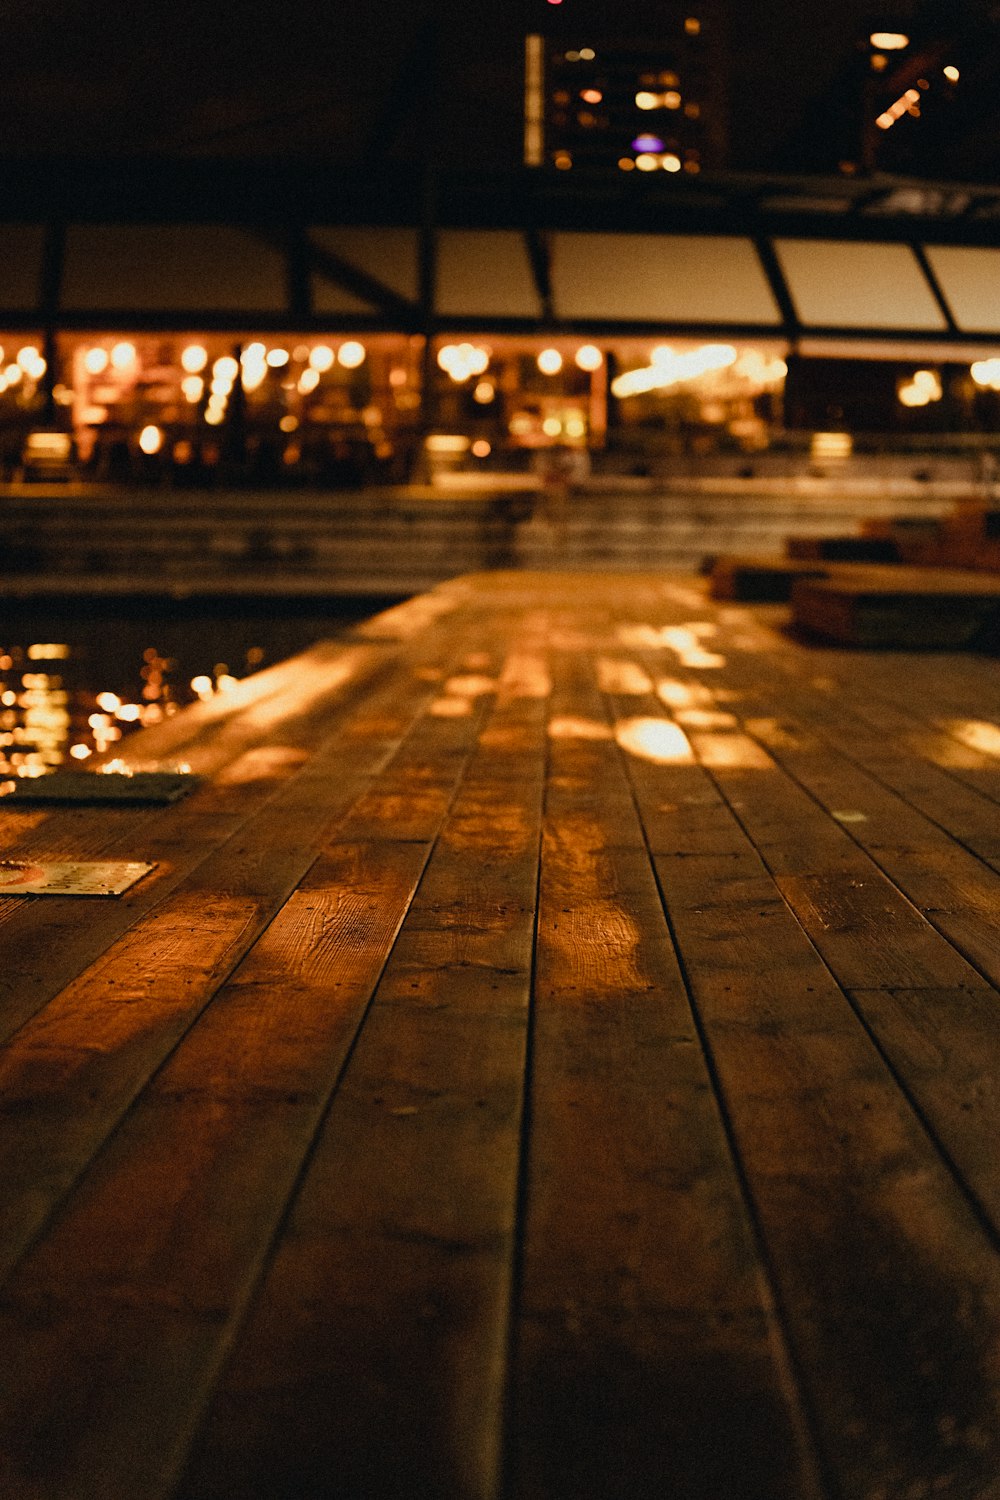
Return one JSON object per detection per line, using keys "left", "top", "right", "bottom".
{"left": 61, "top": 226, "right": 288, "bottom": 312}
{"left": 775, "top": 239, "right": 946, "bottom": 330}
{"left": 0, "top": 226, "right": 46, "bottom": 311}
{"left": 549, "top": 233, "right": 781, "bottom": 324}
{"left": 310, "top": 226, "right": 420, "bottom": 312}
{"left": 923, "top": 246, "right": 1000, "bottom": 333}
{"left": 436, "top": 230, "right": 541, "bottom": 318}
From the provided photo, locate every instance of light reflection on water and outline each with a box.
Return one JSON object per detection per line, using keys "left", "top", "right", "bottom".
{"left": 0, "top": 598, "right": 394, "bottom": 776}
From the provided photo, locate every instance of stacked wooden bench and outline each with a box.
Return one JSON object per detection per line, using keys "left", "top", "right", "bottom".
{"left": 709, "top": 500, "right": 1000, "bottom": 647}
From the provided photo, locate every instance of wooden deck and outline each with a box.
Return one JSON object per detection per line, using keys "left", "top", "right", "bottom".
{"left": 2, "top": 569, "right": 1000, "bottom": 1499}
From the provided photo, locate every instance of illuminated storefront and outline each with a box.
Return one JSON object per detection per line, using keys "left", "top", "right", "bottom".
{"left": 2, "top": 207, "right": 1000, "bottom": 482}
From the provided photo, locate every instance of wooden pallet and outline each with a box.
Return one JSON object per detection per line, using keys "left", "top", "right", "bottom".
{"left": 1, "top": 571, "right": 1000, "bottom": 1497}
{"left": 709, "top": 553, "right": 830, "bottom": 601}
{"left": 791, "top": 565, "right": 1000, "bottom": 647}
{"left": 784, "top": 535, "right": 901, "bottom": 563}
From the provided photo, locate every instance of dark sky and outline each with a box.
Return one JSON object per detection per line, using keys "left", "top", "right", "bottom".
{"left": 0, "top": 0, "right": 991, "bottom": 173}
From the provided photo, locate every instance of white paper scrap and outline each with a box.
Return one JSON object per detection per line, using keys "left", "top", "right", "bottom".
{"left": 0, "top": 860, "right": 155, "bottom": 896}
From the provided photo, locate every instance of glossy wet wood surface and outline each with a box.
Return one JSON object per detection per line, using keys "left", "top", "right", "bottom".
{"left": 1, "top": 571, "right": 1000, "bottom": 1500}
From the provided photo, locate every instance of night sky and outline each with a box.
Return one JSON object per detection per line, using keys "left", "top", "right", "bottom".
{"left": 1, "top": 0, "right": 996, "bottom": 175}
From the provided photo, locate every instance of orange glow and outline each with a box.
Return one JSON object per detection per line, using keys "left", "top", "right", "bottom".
{"left": 575, "top": 344, "right": 603, "bottom": 371}
{"left": 298, "top": 367, "right": 320, "bottom": 393}
{"left": 471, "top": 439, "right": 491, "bottom": 457}
{"left": 662, "top": 154, "right": 682, "bottom": 172}
{"left": 309, "top": 344, "right": 335, "bottom": 371}
{"left": 110, "top": 341, "right": 136, "bottom": 371}
{"left": 338, "top": 341, "right": 367, "bottom": 369}
{"left": 266, "top": 348, "right": 290, "bottom": 368}
{"left": 635, "top": 153, "right": 659, "bottom": 171}
{"left": 213, "top": 355, "right": 239, "bottom": 380}
{"left": 548, "top": 715, "right": 612, "bottom": 741}
{"left": 430, "top": 697, "right": 472, "bottom": 718}
{"left": 597, "top": 658, "right": 653, "bottom": 695}
{"left": 474, "top": 380, "right": 496, "bottom": 403}
{"left": 635, "top": 91, "right": 659, "bottom": 110}
{"left": 693, "top": 733, "right": 771, "bottom": 770}
{"left": 615, "top": 717, "right": 693, "bottom": 764}
{"left": 943, "top": 65, "right": 960, "bottom": 81}
{"left": 83, "top": 347, "right": 109, "bottom": 375}
{"left": 580, "top": 88, "right": 603, "bottom": 104}
{"left": 138, "top": 425, "right": 163, "bottom": 455}
{"left": 537, "top": 347, "right": 564, "bottom": 375}
{"left": 181, "top": 375, "right": 203, "bottom": 402}
{"left": 946, "top": 719, "right": 1000, "bottom": 756}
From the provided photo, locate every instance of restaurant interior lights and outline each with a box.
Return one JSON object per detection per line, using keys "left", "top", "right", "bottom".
{"left": 537, "top": 347, "right": 564, "bottom": 375}
{"left": 437, "top": 343, "right": 490, "bottom": 381}
{"left": 971, "top": 357, "right": 1000, "bottom": 389}
{"left": 611, "top": 343, "right": 738, "bottom": 397}
{"left": 181, "top": 344, "right": 208, "bottom": 373}
{"left": 575, "top": 344, "right": 603, "bottom": 371}
{"left": 338, "top": 341, "right": 367, "bottom": 369}
{"left": 897, "top": 368, "right": 942, "bottom": 407}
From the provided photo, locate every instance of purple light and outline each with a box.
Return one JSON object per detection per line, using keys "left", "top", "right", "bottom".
{"left": 632, "top": 134, "right": 664, "bottom": 152}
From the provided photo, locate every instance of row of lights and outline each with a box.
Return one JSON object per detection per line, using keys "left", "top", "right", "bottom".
{"left": 437, "top": 343, "right": 604, "bottom": 384}
{"left": 875, "top": 67, "right": 959, "bottom": 132}
{"left": 896, "top": 361, "right": 1000, "bottom": 406}
{"left": 610, "top": 343, "right": 739, "bottom": 398}
{"left": 0, "top": 345, "right": 47, "bottom": 393}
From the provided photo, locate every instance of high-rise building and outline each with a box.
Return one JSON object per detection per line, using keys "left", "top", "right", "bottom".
{"left": 524, "top": 4, "right": 727, "bottom": 175}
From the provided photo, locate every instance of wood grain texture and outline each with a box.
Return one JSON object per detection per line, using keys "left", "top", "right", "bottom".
{"left": 2, "top": 570, "right": 1000, "bottom": 1500}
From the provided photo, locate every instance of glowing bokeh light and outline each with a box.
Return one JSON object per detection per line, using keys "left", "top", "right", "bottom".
{"left": 537, "top": 347, "right": 564, "bottom": 375}
{"left": 181, "top": 344, "right": 208, "bottom": 373}
{"left": 83, "top": 347, "right": 109, "bottom": 375}
{"left": 138, "top": 425, "right": 163, "bottom": 455}
{"left": 575, "top": 344, "right": 603, "bottom": 371}
{"left": 338, "top": 341, "right": 367, "bottom": 369}
{"left": 615, "top": 717, "right": 693, "bottom": 764}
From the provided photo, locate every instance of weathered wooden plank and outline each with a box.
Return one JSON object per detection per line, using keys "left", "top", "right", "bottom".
{"left": 508, "top": 649, "right": 825, "bottom": 1500}
{"left": 592, "top": 635, "right": 1000, "bottom": 1498}
{"left": 0, "top": 630, "right": 457, "bottom": 1041}
{"left": 0, "top": 837, "right": 430, "bottom": 1500}
{"left": 645, "top": 843, "right": 1000, "bottom": 1497}
{"left": 176, "top": 662, "right": 548, "bottom": 1500}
